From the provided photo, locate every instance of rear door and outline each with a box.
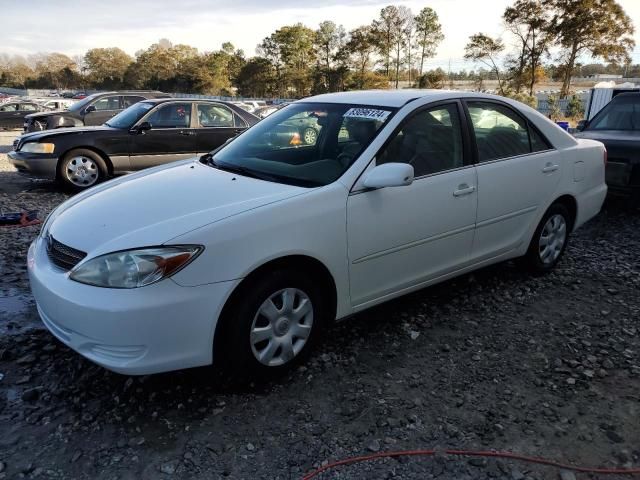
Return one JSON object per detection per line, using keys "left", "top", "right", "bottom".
{"left": 128, "top": 101, "right": 198, "bottom": 170}
{"left": 465, "top": 100, "right": 561, "bottom": 261}
{"left": 194, "top": 102, "right": 245, "bottom": 155}
{"left": 84, "top": 95, "right": 121, "bottom": 125}
{"left": 0, "top": 102, "right": 24, "bottom": 128}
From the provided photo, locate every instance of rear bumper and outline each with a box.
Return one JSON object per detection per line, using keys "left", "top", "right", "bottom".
{"left": 8, "top": 150, "right": 58, "bottom": 180}
{"left": 605, "top": 160, "right": 640, "bottom": 200}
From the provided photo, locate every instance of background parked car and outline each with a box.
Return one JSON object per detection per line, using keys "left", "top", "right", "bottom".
{"left": 33, "top": 98, "right": 77, "bottom": 111}
{"left": 574, "top": 92, "right": 640, "bottom": 207}
{"left": 0, "top": 100, "right": 46, "bottom": 129}
{"left": 23, "top": 91, "right": 170, "bottom": 132}
{"left": 9, "top": 98, "right": 259, "bottom": 190}
{"left": 72, "top": 92, "right": 88, "bottom": 99}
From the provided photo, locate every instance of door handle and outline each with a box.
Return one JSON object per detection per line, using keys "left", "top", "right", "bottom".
{"left": 453, "top": 184, "right": 476, "bottom": 197}
{"left": 542, "top": 163, "right": 559, "bottom": 173}
{"left": 179, "top": 130, "right": 195, "bottom": 136}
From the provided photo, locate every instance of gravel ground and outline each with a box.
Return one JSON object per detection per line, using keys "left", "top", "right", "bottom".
{"left": 0, "top": 131, "right": 639, "bottom": 480}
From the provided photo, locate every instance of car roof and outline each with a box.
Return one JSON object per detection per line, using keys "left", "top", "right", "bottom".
{"left": 300, "top": 89, "right": 518, "bottom": 108}
{"left": 139, "top": 98, "right": 241, "bottom": 105}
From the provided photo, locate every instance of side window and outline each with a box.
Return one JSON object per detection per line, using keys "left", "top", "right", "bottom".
{"left": 21, "top": 103, "right": 38, "bottom": 111}
{"left": 377, "top": 103, "right": 464, "bottom": 177}
{"left": 123, "top": 96, "right": 146, "bottom": 108}
{"left": 92, "top": 96, "right": 120, "bottom": 111}
{"left": 529, "top": 124, "right": 551, "bottom": 152}
{"left": 467, "top": 102, "right": 530, "bottom": 162}
{"left": 0, "top": 103, "right": 17, "bottom": 112}
{"left": 233, "top": 113, "right": 247, "bottom": 128}
{"left": 196, "top": 104, "right": 234, "bottom": 127}
{"left": 145, "top": 103, "right": 192, "bottom": 128}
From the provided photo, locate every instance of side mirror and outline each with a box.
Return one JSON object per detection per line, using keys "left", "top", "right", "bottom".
{"left": 362, "top": 163, "right": 414, "bottom": 189}
{"left": 576, "top": 119, "right": 587, "bottom": 131}
{"left": 84, "top": 105, "right": 96, "bottom": 114}
{"left": 131, "top": 121, "right": 152, "bottom": 134}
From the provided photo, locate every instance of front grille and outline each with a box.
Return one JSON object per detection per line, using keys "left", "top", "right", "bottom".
{"left": 46, "top": 236, "right": 87, "bottom": 271}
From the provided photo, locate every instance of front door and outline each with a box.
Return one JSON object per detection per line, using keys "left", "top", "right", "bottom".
{"left": 193, "top": 102, "right": 244, "bottom": 155}
{"left": 129, "top": 102, "right": 198, "bottom": 170}
{"left": 347, "top": 102, "right": 478, "bottom": 308}
{"left": 465, "top": 100, "right": 562, "bottom": 261}
{"left": 84, "top": 95, "right": 121, "bottom": 125}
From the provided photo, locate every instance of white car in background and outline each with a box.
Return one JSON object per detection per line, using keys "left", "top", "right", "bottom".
{"left": 28, "top": 90, "right": 607, "bottom": 376}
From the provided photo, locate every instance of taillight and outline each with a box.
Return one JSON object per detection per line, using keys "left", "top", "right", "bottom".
{"left": 603, "top": 148, "right": 607, "bottom": 166}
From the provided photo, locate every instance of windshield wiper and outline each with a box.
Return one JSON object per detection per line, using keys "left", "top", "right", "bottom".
{"left": 201, "top": 155, "right": 277, "bottom": 182}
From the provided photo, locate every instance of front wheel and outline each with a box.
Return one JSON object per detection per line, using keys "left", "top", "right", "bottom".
{"left": 521, "top": 203, "right": 571, "bottom": 273}
{"left": 57, "top": 149, "right": 107, "bottom": 191}
{"left": 216, "top": 269, "right": 328, "bottom": 377}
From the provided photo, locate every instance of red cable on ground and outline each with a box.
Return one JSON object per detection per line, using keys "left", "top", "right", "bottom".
{"left": 302, "top": 448, "right": 640, "bottom": 479}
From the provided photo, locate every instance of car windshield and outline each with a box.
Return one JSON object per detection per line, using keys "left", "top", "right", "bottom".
{"left": 67, "top": 93, "right": 101, "bottom": 113}
{"left": 587, "top": 96, "right": 640, "bottom": 131}
{"left": 210, "top": 102, "right": 395, "bottom": 187}
{"left": 105, "top": 102, "right": 155, "bottom": 128}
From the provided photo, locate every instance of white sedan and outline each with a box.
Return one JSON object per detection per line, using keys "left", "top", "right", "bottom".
{"left": 28, "top": 90, "right": 607, "bottom": 376}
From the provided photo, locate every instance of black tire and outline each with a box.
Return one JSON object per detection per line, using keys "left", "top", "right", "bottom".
{"left": 215, "top": 268, "right": 329, "bottom": 378}
{"left": 57, "top": 149, "right": 107, "bottom": 191}
{"left": 521, "top": 203, "right": 572, "bottom": 274}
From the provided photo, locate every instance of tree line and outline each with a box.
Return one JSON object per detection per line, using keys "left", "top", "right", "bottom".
{"left": 0, "top": 0, "right": 635, "bottom": 99}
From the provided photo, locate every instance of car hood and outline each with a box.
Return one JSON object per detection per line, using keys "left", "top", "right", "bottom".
{"left": 19, "top": 125, "right": 118, "bottom": 143}
{"left": 48, "top": 160, "right": 310, "bottom": 257}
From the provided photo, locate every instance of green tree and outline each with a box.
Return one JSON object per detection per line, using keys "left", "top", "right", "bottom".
{"left": 464, "top": 33, "right": 506, "bottom": 94}
{"left": 546, "top": 0, "right": 635, "bottom": 98}
{"left": 414, "top": 7, "right": 444, "bottom": 76}
{"left": 259, "top": 23, "right": 316, "bottom": 97}
{"left": 503, "top": 0, "right": 552, "bottom": 96}
{"left": 345, "top": 26, "right": 378, "bottom": 89}
{"left": 372, "top": 5, "right": 401, "bottom": 79}
{"left": 235, "top": 57, "right": 276, "bottom": 97}
{"left": 546, "top": 94, "right": 562, "bottom": 121}
{"left": 314, "top": 21, "right": 347, "bottom": 92}
{"left": 84, "top": 47, "right": 133, "bottom": 88}
{"left": 566, "top": 94, "right": 585, "bottom": 119}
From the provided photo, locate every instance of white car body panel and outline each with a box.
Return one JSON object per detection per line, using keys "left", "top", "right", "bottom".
{"left": 28, "top": 90, "right": 607, "bottom": 375}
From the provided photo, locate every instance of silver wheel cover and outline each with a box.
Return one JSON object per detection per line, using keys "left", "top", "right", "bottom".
{"left": 250, "top": 288, "right": 314, "bottom": 367}
{"left": 65, "top": 156, "right": 99, "bottom": 187}
{"left": 538, "top": 214, "right": 567, "bottom": 265}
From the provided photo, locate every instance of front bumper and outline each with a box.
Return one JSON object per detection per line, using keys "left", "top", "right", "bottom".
{"left": 27, "top": 236, "right": 238, "bottom": 375}
{"left": 8, "top": 150, "right": 58, "bottom": 180}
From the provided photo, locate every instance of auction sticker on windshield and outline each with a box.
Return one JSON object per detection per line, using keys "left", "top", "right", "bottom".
{"left": 343, "top": 108, "right": 391, "bottom": 121}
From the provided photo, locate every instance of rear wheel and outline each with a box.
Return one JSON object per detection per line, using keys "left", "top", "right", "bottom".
{"left": 58, "top": 149, "right": 107, "bottom": 191}
{"left": 215, "top": 268, "right": 328, "bottom": 377}
{"left": 521, "top": 203, "right": 571, "bottom": 273}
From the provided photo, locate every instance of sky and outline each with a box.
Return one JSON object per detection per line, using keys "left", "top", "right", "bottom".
{"left": 1, "top": 0, "right": 640, "bottom": 70}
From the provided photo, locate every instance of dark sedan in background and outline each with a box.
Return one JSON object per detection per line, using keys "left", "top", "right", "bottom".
{"left": 23, "top": 90, "right": 170, "bottom": 132}
{"left": 9, "top": 98, "right": 259, "bottom": 190}
{"left": 0, "top": 101, "right": 46, "bottom": 129}
{"left": 575, "top": 92, "right": 640, "bottom": 207}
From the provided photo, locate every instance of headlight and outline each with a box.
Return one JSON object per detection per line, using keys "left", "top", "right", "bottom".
{"left": 69, "top": 246, "right": 203, "bottom": 288}
{"left": 21, "top": 142, "right": 55, "bottom": 154}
